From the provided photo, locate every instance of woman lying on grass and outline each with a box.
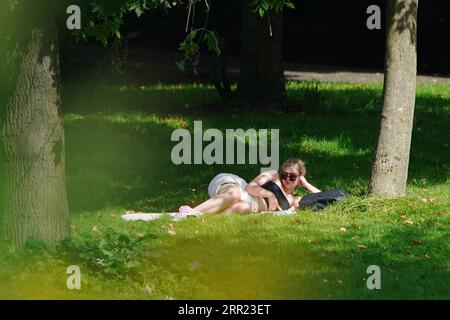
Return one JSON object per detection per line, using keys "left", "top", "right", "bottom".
{"left": 179, "top": 158, "right": 321, "bottom": 215}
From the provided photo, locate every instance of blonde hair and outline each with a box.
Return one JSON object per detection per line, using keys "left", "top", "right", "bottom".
{"left": 279, "top": 158, "right": 306, "bottom": 176}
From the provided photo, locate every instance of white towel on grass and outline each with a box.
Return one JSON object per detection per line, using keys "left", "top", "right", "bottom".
{"left": 121, "top": 212, "right": 201, "bottom": 222}
{"left": 121, "top": 208, "right": 295, "bottom": 222}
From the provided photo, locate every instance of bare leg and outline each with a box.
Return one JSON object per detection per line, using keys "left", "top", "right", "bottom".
{"left": 219, "top": 200, "right": 253, "bottom": 215}
{"left": 192, "top": 185, "right": 241, "bottom": 214}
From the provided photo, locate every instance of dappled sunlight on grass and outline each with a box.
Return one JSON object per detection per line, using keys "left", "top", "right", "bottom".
{"left": 2, "top": 197, "right": 447, "bottom": 299}
{"left": 115, "top": 82, "right": 217, "bottom": 93}
{"left": 1, "top": 81, "right": 448, "bottom": 299}
{"left": 63, "top": 82, "right": 220, "bottom": 115}
{"left": 65, "top": 112, "right": 189, "bottom": 129}
{"left": 287, "top": 81, "right": 450, "bottom": 116}
{"left": 298, "top": 136, "right": 371, "bottom": 157}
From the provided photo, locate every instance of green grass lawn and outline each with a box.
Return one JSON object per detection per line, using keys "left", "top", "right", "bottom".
{"left": 0, "top": 81, "right": 448, "bottom": 299}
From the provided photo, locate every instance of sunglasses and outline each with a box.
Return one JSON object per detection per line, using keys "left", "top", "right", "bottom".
{"left": 280, "top": 172, "right": 299, "bottom": 182}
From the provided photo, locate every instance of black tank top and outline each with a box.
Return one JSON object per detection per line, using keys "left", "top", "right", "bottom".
{"left": 261, "top": 181, "right": 291, "bottom": 210}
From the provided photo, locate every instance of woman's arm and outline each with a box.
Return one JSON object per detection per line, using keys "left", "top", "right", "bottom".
{"left": 299, "top": 176, "right": 321, "bottom": 193}
{"left": 293, "top": 195, "right": 302, "bottom": 209}
{"left": 245, "top": 170, "right": 282, "bottom": 210}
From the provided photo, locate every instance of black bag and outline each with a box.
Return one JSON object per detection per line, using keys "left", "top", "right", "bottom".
{"left": 298, "top": 189, "right": 349, "bottom": 211}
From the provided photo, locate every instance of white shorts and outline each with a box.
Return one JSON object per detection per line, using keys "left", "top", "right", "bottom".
{"left": 207, "top": 173, "right": 260, "bottom": 213}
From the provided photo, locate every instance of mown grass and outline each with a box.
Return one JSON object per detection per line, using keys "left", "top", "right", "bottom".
{"left": 0, "top": 81, "right": 448, "bottom": 299}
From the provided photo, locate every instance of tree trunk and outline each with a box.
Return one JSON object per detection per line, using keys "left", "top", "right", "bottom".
{"left": 369, "top": 0, "right": 419, "bottom": 197}
{"left": 210, "top": 35, "right": 234, "bottom": 102}
{"left": 237, "top": 1, "right": 285, "bottom": 104}
{"left": 0, "top": 4, "right": 69, "bottom": 247}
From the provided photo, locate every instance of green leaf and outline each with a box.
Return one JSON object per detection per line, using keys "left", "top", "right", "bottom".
{"left": 258, "top": 7, "right": 265, "bottom": 17}
{"left": 135, "top": 7, "right": 143, "bottom": 17}
{"left": 175, "top": 60, "right": 186, "bottom": 73}
{"left": 285, "top": 2, "right": 296, "bottom": 9}
{"left": 204, "top": 31, "right": 220, "bottom": 56}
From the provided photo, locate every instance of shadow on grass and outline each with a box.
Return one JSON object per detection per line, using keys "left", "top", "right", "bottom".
{"left": 63, "top": 81, "right": 449, "bottom": 213}
{"left": 63, "top": 82, "right": 220, "bottom": 116}
{"left": 311, "top": 211, "right": 450, "bottom": 299}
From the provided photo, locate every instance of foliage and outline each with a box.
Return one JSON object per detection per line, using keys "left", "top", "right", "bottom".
{"left": 177, "top": 28, "right": 220, "bottom": 74}
{"left": 71, "top": 0, "right": 295, "bottom": 73}
{"left": 57, "top": 228, "right": 157, "bottom": 279}
{"left": 73, "top": 0, "right": 180, "bottom": 45}
{"left": 252, "top": 0, "right": 295, "bottom": 17}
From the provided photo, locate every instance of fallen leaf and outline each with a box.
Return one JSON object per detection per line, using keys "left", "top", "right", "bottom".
{"left": 404, "top": 219, "right": 414, "bottom": 225}
{"left": 351, "top": 236, "right": 360, "bottom": 240}
{"left": 167, "top": 224, "right": 176, "bottom": 236}
{"left": 125, "top": 210, "right": 144, "bottom": 214}
{"left": 421, "top": 198, "right": 435, "bottom": 205}
{"left": 424, "top": 254, "right": 432, "bottom": 260}
{"left": 357, "top": 244, "right": 366, "bottom": 249}
{"left": 339, "top": 227, "right": 348, "bottom": 233}
{"left": 92, "top": 226, "right": 100, "bottom": 233}
{"left": 413, "top": 239, "right": 422, "bottom": 245}
{"left": 144, "top": 284, "right": 154, "bottom": 295}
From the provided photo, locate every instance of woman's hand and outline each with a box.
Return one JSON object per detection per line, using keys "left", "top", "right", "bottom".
{"left": 268, "top": 193, "right": 282, "bottom": 211}
{"left": 298, "top": 175, "right": 321, "bottom": 193}
{"left": 298, "top": 175, "right": 308, "bottom": 188}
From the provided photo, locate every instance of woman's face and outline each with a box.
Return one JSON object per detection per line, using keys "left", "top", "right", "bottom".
{"left": 280, "top": 166, "right": 301, "bottom": 191}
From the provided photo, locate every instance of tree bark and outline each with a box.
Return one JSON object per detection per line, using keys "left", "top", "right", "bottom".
{"left": 369, "top": 0, "right": 419, "bottom": 197}
{"left": 237, "top": 1, "right": 286, "bottom": 104}
{"left": 0, "top": 4, "right": 69, "bottom": 247}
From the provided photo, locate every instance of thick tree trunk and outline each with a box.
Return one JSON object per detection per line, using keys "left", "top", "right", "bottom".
{"left": 0, "top": 4, "right": 69, "bottom": 247}
{"left": 369, "top": 0, "right": 419, "bottom": 197}
{"left": 237, "top": 1, "right": 285, "bottom": 104}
